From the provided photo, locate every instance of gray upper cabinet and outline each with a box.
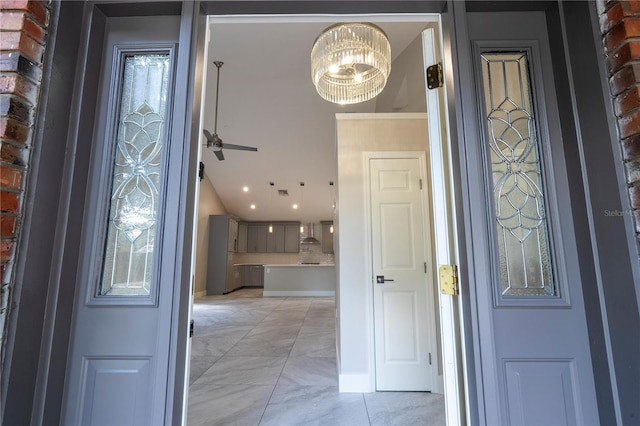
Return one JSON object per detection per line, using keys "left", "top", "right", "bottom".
{"left": 247, "top": 224, "right": 268, "bottom": 253}
{"left": 284, "top": 224, "right": 300, "bottom": 253}
{"left": 244, "top": 222, "right": 300, "bottom": 253}
{"left": 321, "top": 221, "right": 334, "bottom": 254}
{"left": 237, "top": 222, "right": 248, "bottom": 253}
{"left": 266, "top": 224, "right": 286, "bottom": 252}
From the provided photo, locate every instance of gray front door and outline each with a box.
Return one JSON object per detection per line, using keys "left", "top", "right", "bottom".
{"left": 462, "top": 10, "right": 600, "bottom": 425}
{"left": 60, "top": 14, "right": 190, "bottom": 424}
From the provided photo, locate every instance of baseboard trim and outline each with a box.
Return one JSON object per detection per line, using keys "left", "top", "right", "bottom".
{"left": 263, "top": 290, "right": 335, "bottom": 297}
{"left": 194, "top": 290, "right": 206, "bottom": 298}
{"left": 339, "top": 373, "right": 373, "bottom": 393}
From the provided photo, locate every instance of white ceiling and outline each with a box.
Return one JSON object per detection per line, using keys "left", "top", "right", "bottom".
{"left": 199, "top": 15, "right": 433, "bottom": 223}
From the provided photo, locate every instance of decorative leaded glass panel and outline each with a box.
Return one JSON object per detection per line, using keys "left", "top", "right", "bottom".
{"left": 99, "top": 53, "right": 170, "bottom": 296}
{"left": 479, "top": 52, "right": 555, "bottom": 297}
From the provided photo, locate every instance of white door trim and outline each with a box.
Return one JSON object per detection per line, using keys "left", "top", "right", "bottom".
{"left": 195, "top": 13, "right": 466, "bottom": 423}
{"left": 422, "top": 25, "right": 468, "bottom": 425}
{"left": 363, "top": 150, "right": 439, "bottom": 393}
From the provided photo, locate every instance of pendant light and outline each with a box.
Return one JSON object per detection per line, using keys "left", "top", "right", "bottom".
{"left": 311, "top": 22, "right": 391, "bottom": 105}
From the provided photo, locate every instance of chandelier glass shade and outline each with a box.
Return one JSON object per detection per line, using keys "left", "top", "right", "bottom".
{"left": 311, "top": 23, "right": 391, "bottom": 105}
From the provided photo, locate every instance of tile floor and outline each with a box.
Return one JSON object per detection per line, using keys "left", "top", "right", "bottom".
{"left": 188, "top": 287, "right": 446, "bottom": 426}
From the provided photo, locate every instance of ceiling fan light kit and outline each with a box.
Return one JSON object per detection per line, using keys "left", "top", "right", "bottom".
{"left": 203, "top": 61, "right": 258, "bottom": 160}
{"left": 311, "top": 22, "right": 391, "bottom": 105}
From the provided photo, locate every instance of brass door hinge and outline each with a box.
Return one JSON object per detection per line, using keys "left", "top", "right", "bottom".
{"left": 439, "top": 264, "right": 459, "bottom": 295}
{"left": 426, "top": 62, "right": 443, "bottom": 89}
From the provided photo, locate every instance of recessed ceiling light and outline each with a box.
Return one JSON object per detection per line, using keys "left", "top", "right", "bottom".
{"left": 250, "top": 204, "right": 256, "bottom": 209}
{"left": 242, "top": 186, "right": 249, "bottom": 192}
{"left": 292, "top": 204, "right": 298, "bottom": 209}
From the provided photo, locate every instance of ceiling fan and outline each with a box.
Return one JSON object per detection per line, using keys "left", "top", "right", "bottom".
{"left": 203, "top": 61, "right": 257, "bottom": 161}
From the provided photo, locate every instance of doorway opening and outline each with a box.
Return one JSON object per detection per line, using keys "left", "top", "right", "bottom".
{"left": 186, "top": 12, "right": 461, "bottom": 425}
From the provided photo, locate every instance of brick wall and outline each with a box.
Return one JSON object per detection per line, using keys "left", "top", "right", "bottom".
{"left": 0, "top": 0, "right": 49, "bottom": 364}
{"left": 599, "top": 0, "right": 640, "bottom": 257}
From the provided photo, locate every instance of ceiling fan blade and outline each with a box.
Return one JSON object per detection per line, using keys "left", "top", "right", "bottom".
{"left": 214, "top": 149, "right": 225, "bottom": 161}
{"left": 223, "top": 143, "right": 258, "bottom": 152}
{"left": 203, "top": 129, "right": 214, "bottom": 142}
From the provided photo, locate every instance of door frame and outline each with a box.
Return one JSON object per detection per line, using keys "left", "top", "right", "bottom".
{"left": 363, "top": 151, "right": 440, "bottom": 393}
{"left": 198, "top": 11, "right": 464, "bottom": 422}
{"left": 5, "top": 0, "right": 636, "bottom": 424}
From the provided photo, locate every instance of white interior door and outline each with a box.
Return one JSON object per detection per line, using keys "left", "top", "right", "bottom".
{"left": 370, "top": 156, "right": 434, "bottom": 391}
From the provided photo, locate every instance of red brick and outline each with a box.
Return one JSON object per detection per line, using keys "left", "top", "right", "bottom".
{"left": 622, "top": 0, "right": 640, "bottom": 15}
{"left": 607, "top": 41, "right": 640, "bottom": 72}
{"left": 602, "top": 2, "right": 625, "bottom": 34}
{"left": 634, "top": 209, "right": 640, "bottom": 233}
{"left": 0, "top": 142, "right": 27, "bottom": 166}
{"left": 627, "top": 158, "right": 640, "bottom": 184}
{"left": 0, "top": 239, "right": 14, "bottom": 262}
{"left": 630, "top": 184, "right": 640, "bottom": 208}
{"left": 0, "top": 12, "right": 47, "bottom": 43}
{"left": 622, "top": 134, "right": 640, "bottom": 159}
{"left": 0, "top": 11, "right": 26, "bottom": 30}
{"left": 615, "top": 86, "right": 640, "bottom": 115}
{"left": 0, "top": 190, "right": 18, "bottom": 213}
{"left": 0, "top": 214, "right": 16, "bottom": 236}
{"left": 601, "top": 1, "right": 640, "bottom": 34}
{"left": 0, "top": 261, "right": 6, "bottom": 283}
{"left": 618, "top": 108, "right": 640, "bottom": 138}
{"left": 605, "top": 19, "right": 640, "bottom": 52}
{"left": 0, "top": 74, "right": 38, "bottom": 103}
{"left": 0, "top": 164, "right": 22, "bottom": 189}
{"left": 609, "top": 63, "right": 640, "bottom": 94}
{"left": 0, "top": 30, "right": 44, "bottom": 63}
{"left": 0, "top": 117, "right": 29, "bottom": 144}
{"left": 0, "top": 1, "right": 49, "bottom": 27}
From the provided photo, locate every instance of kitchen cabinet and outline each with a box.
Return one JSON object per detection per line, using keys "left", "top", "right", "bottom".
{"left": 284, "top": 224, "right": 300, "bottom": 253}
{"left": 321, "top": 221, "right": 334, "bottom": 254}
{"left": 246, "top": 222, "right": 300, "bottom": 253}
{"left": 266, "top": 224, "right": 285, "bottom": 252}
{"left": 206, "top": 215, "right": 241, "bottom": 295}
{"left": 245, "top": 265, "right": 264, "bottom": 287}
{"left": 237, "top": 222, "right": 248, "bottom": 252}
{"left": 228, "top": 218, "right": 238, "bottom": 252}
{"left": 247, "top": 224, "right": 268, "bottom": 252}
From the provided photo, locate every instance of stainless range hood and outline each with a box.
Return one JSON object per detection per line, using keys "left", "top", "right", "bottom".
{"left": 301, "top": 223, "right": 320, "bottom": 244}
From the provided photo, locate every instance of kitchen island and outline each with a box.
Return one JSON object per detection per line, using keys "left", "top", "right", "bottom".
{"left": 263, "top": 264, "right": 336, "bottom": 297}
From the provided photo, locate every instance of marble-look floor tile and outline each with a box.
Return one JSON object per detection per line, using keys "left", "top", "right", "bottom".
{"left": 187, "top": 383, "right": 274, "bottom": 426}
{"left": 190, "top": 326, "right": 253, "bottom": 359}
{"left": 289, "top": 332, "right": 336, "bottom": 358}
{"left": 279, "top": 356, "right": 338, "bottom": 386}
{"left": 260, "top": 311, "right": 308, "bottom": 326}
{"left": 194, "top": 355, "right": 287, "bottom": 385}
{"left": 226, "top": 336, "right": 296, "bottom": 357}
{"left": 189, "top": 358, "right": 218, "bottom": 385}
{"left": 245, "top": 324, "right": 301, "bottom": 341}
{"left": 363, "top": 391, "right": 446, "bottom": 426}
{"left": 260, "top": 384, "right": 370, "bottom": 426}
{"left": 297, "top": 325, "right": 336, "bottom": 338}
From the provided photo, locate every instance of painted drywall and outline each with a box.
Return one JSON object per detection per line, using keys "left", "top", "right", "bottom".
{"left": 375, "top": 33, "right": 428, "bottom": 113}
{"left": 195, "top": 173, "right": 227, "bottom": 295}
{"left": 336, "top": 113, "right": 431, "bottom": 390}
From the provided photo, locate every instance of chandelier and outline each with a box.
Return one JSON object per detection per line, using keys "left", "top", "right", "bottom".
{"left": 311, "top": 23, "right": 391, "bottom": 105}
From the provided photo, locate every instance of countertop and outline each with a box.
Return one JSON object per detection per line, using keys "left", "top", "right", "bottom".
{"left": 233, "top": 263, "right": 265, "bottom": 266}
